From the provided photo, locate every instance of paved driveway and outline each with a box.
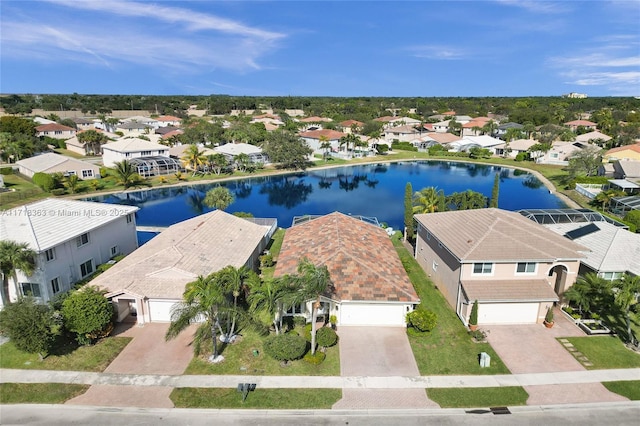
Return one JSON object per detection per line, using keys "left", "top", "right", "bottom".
{"left": 332, "top": 326, "right": 438, "bottom": 409}
{"left": 66, "top": 322, "right": 196, "bottom": 408}
{"left": 485, "top": 308, "right": 627, "bottom": 405}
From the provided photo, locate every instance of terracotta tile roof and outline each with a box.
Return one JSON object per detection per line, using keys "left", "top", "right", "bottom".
{"left": 340, "top": 120, "right": 364, "bottom": 127}
{"left": 605, "top": 143, "right": 640, "bottom": 155}
{"left": 442, "top": 111, "right": 456, "bottom": 115}
{"left": 36, "top": 123, "right": 75, "bottom": 132}
{"left": 299, "top": 129, "right": 346, "bottom": 140}
{"left": 425, "top": 132, "right": 461, "bottom": 144}
{"left": 565, "top": 120, "right": 597, "bottom": 126}
{"left": 254, "top": 113, "right": 281, "bottom": 120}
{"left": 461, "top": 279, "right": 559, "bottom": 302}
{"left": 373, "top": 116, "right": 394, "bottom": 122}
{"left": 299, "top": 116, "right": 332, "bottom": 122}
{"left": 274, "top": 212, "right": 419, "bottom": 303}
{"left": 157, "top": 115, "right": 181, "bottom": 122}
{"left": 414, "top": 209, "right": 587, "bottom": 262}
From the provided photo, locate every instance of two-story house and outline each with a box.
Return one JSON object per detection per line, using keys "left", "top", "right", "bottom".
{"left": 101, "top": 138, "right": 170, "bottom": 167}
{"left": 414, "top": 209, "right": 586, "bottom": 326}
{"left": 0, "top": 198, "right": 138, "bottom": 308}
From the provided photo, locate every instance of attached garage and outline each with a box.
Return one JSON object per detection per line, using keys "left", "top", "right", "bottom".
{"left": 148, "top": 300, "right": 179, "bottom": 322}
{"left": 340, "top": 303, "right": 410, "bottom": 327}
{"left": 477, "top": 302, "right": 540, "bottom": 325}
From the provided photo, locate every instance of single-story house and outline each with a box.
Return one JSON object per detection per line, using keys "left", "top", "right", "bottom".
{"left": 494, "top": 139, "right": 538, "bottom": 158}
{"left": 65, "top": 129, "right": 118, "bottom": 156}
{"left": 92, "top": 210, "right": 277, "bottom": 324}
{"left": 494, "top": 122, "right": 524, "bottom": 137}
{"left": 565, "top": 120, "right": 597, "bottom": 132}
{"left": 156, "top": 115, "right": 182, "bottom": 127}
{"left": 452, "top": 135, "right": 504, "bottom": 154}
{"left": 575, "top": 131, "right": 611, "bottom": 144}
{"left": 15, "top": 152, "right": 100, "bottom": 180}
{"left": 36, "top": 123, "right": 76, "bottom": 139}
{"left": 604, "top": 143, "right": 640, "bottom": 162}
{"left": 339, "top": 120, "right": 364, "bottom": 133}
{"left": 536, "top": 141, "right": 588, "bottom": 165}
{"left": 297, "top": 116, "right": 333, "bottom": 131}
{"left": 0, "top": 198, "right": 138, "bottom": 308}
{"left": 115, "top": 121, "right": 153, "bottom": 136}
{"left": 612, "top": 159, "right": 640, "bottom": 180}
{"left": 414, "top": 208, "right": 586, "bottom": 325}
{"left": 214, "top": 142, "right": 268, "bottom": 164}
{"left": 70, "top": 117, "right": 95, "bottom": 130}
{"left": 274, "top": 212, "right": 420, "bottom": 327}
{"left": 102, "top": 138, "right": 170, "bottom": 167}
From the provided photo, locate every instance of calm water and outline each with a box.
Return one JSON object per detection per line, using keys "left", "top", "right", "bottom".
{"left": 88, "top": 161, "right": 564, "bottom": 244}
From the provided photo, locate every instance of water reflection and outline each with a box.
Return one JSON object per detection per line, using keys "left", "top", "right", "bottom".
{"left": 259, "top": 177, "right": 313, "bottom": 208}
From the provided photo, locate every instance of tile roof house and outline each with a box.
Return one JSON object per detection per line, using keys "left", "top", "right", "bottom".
{"left": 102, "top": 138, "right": 169, "bottom": 167}
{"left": 299, "top": 129, "right": 347, "bottom": 156}
{"left": 612, "top": 159, "right": 640, "bottom": 181}
{"left": 565, "top": 120, "right": 597, "bottom": 132}
{"left": 493, "top": 139, "right": 538, "bottom": 158}
{"left": 35, "top": 123, "right": 76, "bottom": 139}
{"left": 414, "top": 209, "right": 586, "bottom": 325}
{"left": 93, "top": 210, "right": 276, "bottom": 324}
{"left": 575, "top": 130, "right": 611, "bottom": 143}
{"left": 0, "top": 198, "right": 138, "bottom": 308}
{"left": 274, "top": 212, "right": 420, "bottom": 326}
{"left": 156, "top": 115, "right": 182, "bottom": 127}
{"left": 604, "top": 143, "right": 640, "bottom": 162}
{"left": 15, "top": 152, "right": 101, "bottom": 180}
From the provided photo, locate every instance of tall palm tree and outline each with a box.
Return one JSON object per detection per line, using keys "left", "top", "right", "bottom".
{"left": 0, "top": 240, "right": 36, "bottom": 306}
{"left": 112, "top": 160, "right": 141, "bottom": 188}
{"left": 564, "top": 273, "right": 611, "bottom": 314}
{"left": 612, "top": 274, "right": 640, "bottom": 346}
{"left": 234, "top": 153, "right": 250, "bottom": 173}
{"left": 283, "top": 258, "right": 333, "bottom": 355}
{"left": 207, "top": 153, "right": 228, "bottom": 175}
{"left": 319, "top": 135, "right": 331, "bottom": 161}
{"left": 165, "top": 274, "right": 227, "bottom": 361}
{"left": 413, "top": 186, "right": 443, "bottom": 214}
{"left": 217, "top": 265, "right": 253, "bottom": 340}
{"left": 182, "top": 144, "right": 207, "bottom": 176}
{"left": 248, "top": 277, "right": 287, "bottom": 335}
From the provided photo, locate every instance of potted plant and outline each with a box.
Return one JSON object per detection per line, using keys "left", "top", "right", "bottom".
{"left": 544, "top": 307, "right": 555, "bottom": 328}
{"left": 469, "top": 300, "right": 478, "bottom": 331}
{"left": 329, "top": 315, "right": 337, "bottom": 330}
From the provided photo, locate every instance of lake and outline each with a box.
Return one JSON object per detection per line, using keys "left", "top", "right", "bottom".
{"left": 88, "top": 161, "right": 565, "bottom": 243}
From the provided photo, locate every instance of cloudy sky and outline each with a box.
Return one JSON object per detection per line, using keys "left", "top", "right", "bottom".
{"left": 1, "top": 0, "right": 639, "bottom": 96}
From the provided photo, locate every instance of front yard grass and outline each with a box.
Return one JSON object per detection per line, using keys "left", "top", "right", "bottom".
{"left": 184, "top": 328, "right": 340, "bottom": 376}
{"left": 260, "top": 228, "right": 285, "bottom": 281}
{"left": 602, "top": 381, "right": 640, "bottom": 400}
{"left": 427, "top": 387, "right": 529, "bottom": 408}
{"left": 392, "top": 235, "right": 510, "bottom": 375}
{"left": 0, "top": 383, "right": 89, "bottom": 404}
{"left": 171, "top": 388, "right": 342, "bottom": 409}
{"left": 559, "top": 336, "right": 640, "bottom": 369}
{"left": 0, "top": 336, "right": 131, "bottom": 372}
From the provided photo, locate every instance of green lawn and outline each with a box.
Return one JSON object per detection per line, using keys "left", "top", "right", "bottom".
{"left": 171, "top": 388, "right": 341, "bottom": 409}
{"left": 427, "top": 387, "right": 529, "bottom": 408}
{"left": 602, "top": 381, "right": 640, "bottom": 400}
{"left": 560, "top": 336, "right": 640, "bottom": 369}
{"left": 392, "top": 236, "right": 510, "bottom": 375}
{"left": 0, "top": 383, "right": 89, "bottom": 404}
{"left": 0, "top": 337, "right": 131, "bottom": 372}
{"left": 184, "top": 328, "right": 340, "bottom": 376}
{"left": 260, "top": 228, "right": 285, "bottom": 280}
{"left": 0, "top": 173, "right": 48, "bottom": 208}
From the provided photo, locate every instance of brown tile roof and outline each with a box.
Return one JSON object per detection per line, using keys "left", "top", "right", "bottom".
{"left": 274, "top": 212, "right": 419, "bottom": 303}
{"left": 442, "top": 111, "right": 456, "bottom": 115}
{"left": 36, "top": 123, "right": 75, "bottom": 132}
{"left": 94, "top": 210, "right": 271, "bottom": 300}
{"left": 565, "top": 120, "right": 596, "bottom": 126}
{"left": 373, "top": 116, "right": 394, "bottom": 122}
{"left": 461, "top": 279, "right": 559, "bottom": 302}
{"left": 299, "top": 116, "right": 332, "bottom": 122}
{"left": 425, "top": 132, "right": 461, "bottom": 144}
{"left": 299, "top": 129, "right": 346, "bottom": 140}
{"left": 157, "top": 115, "right": 181, "bottom": 122}
{"left": 340, "top": 120, "right": 364, "bottom": 127}
{"left": 605, "top": 143, "right": 640, "bottom": 155}
{"left": 414, "top": 209, "right": 587, "bottom": 262}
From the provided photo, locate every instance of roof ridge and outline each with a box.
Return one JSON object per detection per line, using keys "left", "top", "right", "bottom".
{"left": 22, "top": 205, "right": 42, "bottom": 251}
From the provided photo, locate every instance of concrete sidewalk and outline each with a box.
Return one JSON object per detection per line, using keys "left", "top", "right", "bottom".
{"left": 2, "top": 368, "right": 639, "bottom": 389}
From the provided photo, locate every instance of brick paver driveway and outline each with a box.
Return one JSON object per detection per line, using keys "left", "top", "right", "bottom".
{"left": 485, "top": 308, "right": 627, "bottom": 405}
{"left": 66, "top": 322, "right": 196, "bottom": 408}
{"left": 332, "top": 326, "right": 438, "bottom": 409}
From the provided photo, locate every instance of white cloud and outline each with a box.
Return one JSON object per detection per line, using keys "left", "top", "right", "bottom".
{"left": 494, "top": 0, "right": 570, "bottom": 14}
{"left": 407, "top": 45, "right": 468, "bottom": 60}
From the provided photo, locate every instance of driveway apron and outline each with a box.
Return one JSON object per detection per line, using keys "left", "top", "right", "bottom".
{"left": 332, "top": 326, "right": 438, "bottom": 409}
{"left": 484, "top": 309, "right": 627, "bottom": 405}
{"left": 66, "top": 323, "right": 196, "bottom": 408}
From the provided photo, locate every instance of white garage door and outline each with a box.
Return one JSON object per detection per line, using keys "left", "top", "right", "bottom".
{"left": 340, "top": 304, "right": 407, "bottom": 326}
{"left": 148, "top": 300, "right": 178, "bottom": 322}
{"left": 479, "top": 302, "right": 539, "bottom": 325}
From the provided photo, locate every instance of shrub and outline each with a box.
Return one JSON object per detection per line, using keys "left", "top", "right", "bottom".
{"left": 316, "top": 327, "right": 338, "bottom": 348}
{"left": 0, "top": 167, "right": 13, "bottom": 175}
{"left": 376, "top": 144, "right": 389, "bottom": 155}
{"left": 32, "top": 172, "right": 55, "bottom": 192}
{"left": 303, "top": 323, "right": 312, "bottom": 341}
{"left": 469, "top": 300, "right": 478, "bottom": 326}
{"left": 260, "top": 253, "right": 274, "bottom": 268}
{"left": 50, "top": 188, "right": 66, "bottom": 196}
{"left": 303, "top": 351, "right": 326, "bottom": 365}
{"left": 391, "top": 141, "right": 418, "bottom": 152}
{"left": 515, "top": 152, "right": 526, "bottom": 162}
{"left": 545, "top": 307, "right": 554, "bottom": 323}
{"left": 624, "top": 210, "right": 640, "bottom": 233}
{"left": 263, "top": 333, "right": 307, "bottom": 362}
{"left": 0, "top": 297, "right": 60, "bottom": 359}
{"left": 99, "top": 167, "right": 109, "bottom": 178}
{"left": 469, "top": 329, "right": 487, "bottom": 342}
{"left": 563, "top": 306, "right": 574, "bottom": 314}
{"left": 62, "top": 286, "right": 114, "bottom": 345}
{"left": 406, "top": 308, "right": 438, "bottom": 332}
{"left": 293, "top": 316, "right": 306, "bottom": 327}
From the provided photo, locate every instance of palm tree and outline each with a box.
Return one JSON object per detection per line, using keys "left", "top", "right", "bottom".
{"left": 166, "top": 274, "right": 226, "bottom": 361}
{"left": 413, "top": 186, "right": 443, "bottom": 214}
{"left": 564, "top": 273, "right": 611, "bottom": 314}
{"left": 319, "top": 135, "right": 331, "bottom": 161}
{"left": 594, "top": 189, "right": 624, "bottom": 212}
{"left": 0, "top": 240, "right": 36, "bottom": 306}
{"left": 204, "top": 186, "right": 235, "bottom": 210}
{"left": 612, "top": 274, "right": 640, "bottom": 346}
{"left": 65, "top": 174, "right": 80, "bottom": 194}
{"left": 248, "top": 277, "right": 287, "bottom": 335}
{"left": 283, "top": 258, "right": 333, "bottom": 355}
{"left": 182, "top": 144, "right": 207, "bottom": 176}
{"left": 112, "top": 160, "right": 141, "bottom": 188}
{"left": 77, "top": 129, "right": 109, "bottom": 155}
{"left": 217, "top": 265, "right": 254, "bottom": 340}
{"left": 207, "top": 153, "right": 228, "bottom": 175}
{"left": 234, "top": 153, "right": 250, "bottom": 173}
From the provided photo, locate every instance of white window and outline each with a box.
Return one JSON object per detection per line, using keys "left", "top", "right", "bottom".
{"left": 82, "top": 169, "right": 94, "bottom": 178}
{"left": 551, "top": 153, "right": 558, "bottom": 159}
{"left": 76, "top": 233, "right": 89, "bottom": 247}
{"left": 125, "top": 153, "right": 131, "bottom": 157}
{"left": 141, "top": 150, "right": 151, "bottom": 156}
{"left": 80, "top": 259, "right": 94, "bottom": 277}
{"left": 51, "top": 277, "right": 60, "bottom": 294}
{"left": 21, "top": 282, "right": 41, "bottom": 297}
{"left": 516, "top": 262, "right": 536, "bottom": 273}
{"left": 599, "top": 271, "right": 623, "bottom": 281}
{"left": 45, "top": 248, "right": 56, "bottom": 262}
{"left": 110, "top": 246, "right": 118, "bottom": 257}
{"left": 473, "top": 263, "right": 493, "bottom": 274}
{"left": 286, "top": 304, "right": 304, "bottom": 315}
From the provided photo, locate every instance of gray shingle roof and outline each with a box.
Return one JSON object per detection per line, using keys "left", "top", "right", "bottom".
{"left": 414, "top": 208, "right": 587, "bottom": 262}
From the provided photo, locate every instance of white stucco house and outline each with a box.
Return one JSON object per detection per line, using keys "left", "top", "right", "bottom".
{"left": 274, "top": 212, "right": 420, "bottom": 327}
{"left": 15, "top": 152, "right": 101, "bottom": 180}
{"left": 102, "top": 138, "right": 170, "bottom": 167}
{"left": 91, "top": 210, "right": 277, "bottom": 324}
{"left": 35, "top": 123, "right": 76, "bottom": 139}
{"left": 0, "top": 198, "right": 139, "bottom": 308}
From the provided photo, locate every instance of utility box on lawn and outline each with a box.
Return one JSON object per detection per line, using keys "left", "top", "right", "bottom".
{"left": 480, "top": 352, "right": 491, "bottom": 368}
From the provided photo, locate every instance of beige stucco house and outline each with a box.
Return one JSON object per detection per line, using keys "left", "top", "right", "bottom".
{"left": 16, "top": 152, "right": 100, "bottom": 180}
{"left": 414, "top": 209, "right": 586, "bottom": 326}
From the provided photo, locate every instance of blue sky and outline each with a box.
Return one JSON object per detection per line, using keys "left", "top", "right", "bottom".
{"left": 1, "top": 1, "right": 639, "bottom": 96}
